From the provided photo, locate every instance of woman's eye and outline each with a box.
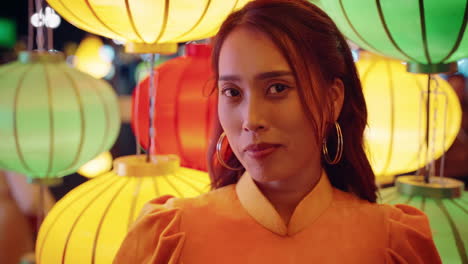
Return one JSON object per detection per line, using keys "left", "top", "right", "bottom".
{"left": 222, "top": 88, "right": 241, "bottom": 97}
{"left": 268, "top": 83, "right": 289, "bottom": 94}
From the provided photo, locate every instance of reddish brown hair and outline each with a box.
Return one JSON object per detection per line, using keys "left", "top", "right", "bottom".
{"left": 207, "top": 0, "right": 377, "bottom": 202}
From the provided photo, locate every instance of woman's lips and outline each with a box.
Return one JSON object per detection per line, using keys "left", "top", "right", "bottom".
{"left": 244, "top": 143, "right": 281, "bottom": 159}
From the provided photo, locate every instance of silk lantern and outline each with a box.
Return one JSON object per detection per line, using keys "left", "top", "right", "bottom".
{"left": 73, "top": 35, "right": 112, "bottom": 79}
{"left": 0, "top": 51, "right": 120, "bottom": 181}
{"left": 316, "top": 0, "right": 468, "bottom": 73}
{"left": 132, "top": 44, "right": 216, "bottom": 171}
{"left": 379, "top": 176, "right": 467, "bottom": 263}
{"left": 36, "top": 154, "right": 210, "bottom": 264}
{"left": 46, "top": 0, "right": 252, "bottom": 53}
{"left": 359, "top": 52, "right": 462, "bottom": 182}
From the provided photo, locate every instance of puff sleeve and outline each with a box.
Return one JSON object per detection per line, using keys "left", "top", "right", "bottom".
{"left": 113, "top": 195, "right": 185, "bottom": 264}
{"left": 385, "top": 204, "right": 442, "bottom": 264}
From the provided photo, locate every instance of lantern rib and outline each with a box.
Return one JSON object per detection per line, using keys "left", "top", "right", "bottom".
{"left": 154, "top": 0, "right": 170, "bottom": 44}
{"left": 338, "top": 0, "right": 379, "bottom": 54}
{"left": 375, "top": 0, "right": 417, "bottom": 63}
{"left": 91, "top": 180, "right": 129, "bottom": 264}
{"left": 201, "top": 0, "right": 240, "bottom": 41}
{"left": 378, "top": 187, "right": 395, "bottom": 201}
{"left": 83, "top": 0, "right": 127, "bottom": 41}
{"left": 124, "top": 0, "right": 145, "bottom": 43}
{"left": 450, "top": 200, "right": 468, "bottom": 215}
{"left": 127, "top": 177, "right": 143, "bottom": 231}
{"left": 379, "top": 61, "right": 396, "bottom": 176}
{"left": 403, "top": 195, "right": 414, "bottom": 205}
{"left": 418, "top": 0, "right": 432, "bottom": 65}
{"left": 173, "top": 0, "right": 212, "bottom": 41}
{"left": 86, "top": 73, "right": 111, "bottom": 161}
{"left": 162, "top": 173, "right": 184, "bottom": 198}
{"left": 43, "top": 63, "right": 55, "bottom": 177}
{"left": 60, "top": 67, "right": 86, "bottom": 174}
{"left": 435, "top": 199, "right": 468, "bottom": 262}
{"left": 381, "top": 191, "right": 399, "bottom": 204}
{"left": 170, "top": 171, "right": 204, "bottom": 193}
{"left": 37, "top": 174, "right": 115, "bottom": 262}
{"left": 0, "top": 63, "right": 24, "bottom": 170}
{"left": 178, "top": 170, "right": 209, "bottom": 184}
{"left": 440, "top": 3, "right": 468, "bottom": 63}
{"left": 55, "top": 0, "right": 115, "bottom": 39}
{"left": 152, "top": 175, "right": 161, "bottom": 197}
{"left": 61, "top": 177, "right": 124, "bottom": 264}
{"left": 0, "top": 61, "right": 21, "bottom": 75}
{"left": 13, "top": 65, "right": 36, "bottom": 175}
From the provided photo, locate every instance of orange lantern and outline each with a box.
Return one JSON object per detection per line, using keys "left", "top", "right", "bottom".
{"left": 132, "top": 44, "right": 216, "bottom": 171}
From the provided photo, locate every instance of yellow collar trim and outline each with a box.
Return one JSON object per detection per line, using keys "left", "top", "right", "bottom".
{"left": 235, "top": 170, "right": 333, "bottom": 236}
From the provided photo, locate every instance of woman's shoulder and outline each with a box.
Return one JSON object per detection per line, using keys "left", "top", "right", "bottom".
{"left": 331, "top": 189, "right": 441, "bottom": 263}
{"left": 114, "top": 185, "right": 237, "bottom": 264}
{"left": 134, "top": 183, "right": 239, "bottom": 227}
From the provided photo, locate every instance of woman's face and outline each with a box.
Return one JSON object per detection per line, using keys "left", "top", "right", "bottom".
{"left": 217, "top": 27, "right": 322, "bottom": 183}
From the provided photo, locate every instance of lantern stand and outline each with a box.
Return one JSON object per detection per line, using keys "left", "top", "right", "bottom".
{"left": 124, "top": 43, "right": 179, "bottom": 171}
{"left": 401, "top": 62, "right": 465, "bottom": 192}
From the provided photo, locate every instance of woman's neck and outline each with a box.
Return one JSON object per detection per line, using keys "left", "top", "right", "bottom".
{"left": 254, "top": 166, "right": 322, "bottom": 225}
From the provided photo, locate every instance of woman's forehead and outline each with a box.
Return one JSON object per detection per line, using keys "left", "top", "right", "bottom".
{"left": 218, "top": 27, "right": 292, "bottom": 80}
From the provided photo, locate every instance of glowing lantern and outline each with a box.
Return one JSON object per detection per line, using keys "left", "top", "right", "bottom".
{"left": 379, "top": 176, "right": 467, "bottom": 263}
{"left": 132, "top": 44, "right": 216, "bottom": 171}
{"left": 316, "top": 0, "right": 468, "bottom": 73}
{"left": 74, "top": 36, "right": 112, "bottom": 79}
{"left": 359, "top": 52, "right": 462, "bottom": 181}
{"left": 77, "top": 151, "right": 113, "bottom": 178}
{"left": 0, "top": 51, "right": 120, "bottom": 181}
{"left": 36, "top": 155, "right": 210, "bottom": 264}
{"left": 46, "top": 0, "right": 252, "bottom": 53}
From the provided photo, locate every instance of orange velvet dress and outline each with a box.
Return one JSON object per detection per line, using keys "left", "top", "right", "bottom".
{"left": 114, "top": 171, "right": 441, "bottom": 264}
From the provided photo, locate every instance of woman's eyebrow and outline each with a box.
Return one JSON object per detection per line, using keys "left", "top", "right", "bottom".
{"left": 219, "top": 71, "right": 293, "bottom": 82}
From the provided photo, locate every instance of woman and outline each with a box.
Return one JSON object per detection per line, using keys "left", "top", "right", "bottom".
{"left": 115, "top": 1, "right": 441, "bottom": 263}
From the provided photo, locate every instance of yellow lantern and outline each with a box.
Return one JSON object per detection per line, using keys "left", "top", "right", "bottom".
{"left": 77, "top": 151, "right": 113, "bottom": 178}
{"left": 74, "top": 36, "right": 112, "bottom": 79}
{"left": 358, "top": 52, "right": 462, "bottom": 182}
{"left": 36, "top": 155, "right": 210, "bottom": 264}
{"left": 46, "top": 0, "right": 253, "bottom": 53}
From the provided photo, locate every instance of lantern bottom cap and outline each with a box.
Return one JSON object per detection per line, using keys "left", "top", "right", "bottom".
{"left": 30, "top": 177, "right": 63, "bottom": 186}
{"left": 113, "top": 154, "right": 181, "bottom": 177}
{"left": 396, "top": 175, "right": 464, "bottom": 199}
{"left": 406, "top": 62, "right": 457, "bottom": 74}
{"left": 124, "top": 42, "right": 178, "bottom": 55}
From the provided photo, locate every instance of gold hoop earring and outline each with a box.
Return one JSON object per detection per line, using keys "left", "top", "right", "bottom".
{"left": 322, "top": 122, "right": 343, "bottom": 165}
{"left": 216, "top": 132, "right": 243, "bottom": 171}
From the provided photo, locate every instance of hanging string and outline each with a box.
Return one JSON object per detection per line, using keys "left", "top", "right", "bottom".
{"left": 146, "top": 54, "right": 156, "bottom": 162}
{"left": 34, "top": 0, "right": 45, "bottom": 51}
{"left": 423, "top": 74, "right": 431, "bottom": 183}
{"left": 28, "top": 0, "right": 34, "bottom": 50}
{"left": 47, "top": 17, "right": 53, "bottom": 50}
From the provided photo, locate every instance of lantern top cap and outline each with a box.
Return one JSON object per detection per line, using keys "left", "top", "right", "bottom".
{"left": 113, "top": 154, "right": 181, "bottom": 177}
{"left": 19, "top": 50, "right": 65, "bottom": 64}
{"left": 185, "top": 43, "right": 212, "bottom": 57}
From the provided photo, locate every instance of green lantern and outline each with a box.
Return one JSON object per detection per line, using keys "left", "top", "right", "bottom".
{"left": 0, "top": 51, "right": 120, "bottom": 181}
{"left": 380, "top": 177, "right": 467, "bottom": 263}
{"left": 316, "top": 0, "right": 468, "bottom": 73}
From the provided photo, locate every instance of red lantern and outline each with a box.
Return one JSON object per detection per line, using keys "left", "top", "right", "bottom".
{"left": 132, "top": 44, "right": 217, "bottom": 171}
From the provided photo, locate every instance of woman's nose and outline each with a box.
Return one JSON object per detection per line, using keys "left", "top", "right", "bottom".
{"left": 242, "top": 97, "right": 268, "bottom": 132}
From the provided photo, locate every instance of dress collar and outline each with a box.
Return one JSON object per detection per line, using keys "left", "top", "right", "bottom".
{"left": 235, "top": 170, "right": 334, "bottom": 236}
